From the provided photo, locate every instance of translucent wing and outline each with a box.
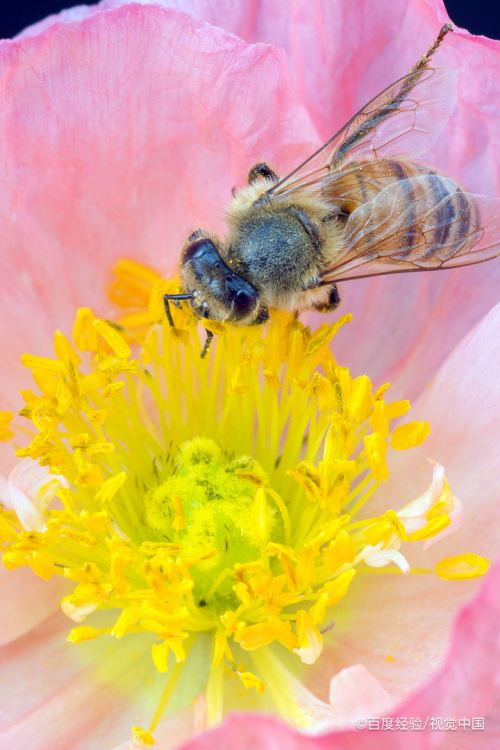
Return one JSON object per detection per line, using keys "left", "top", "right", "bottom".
{"left": 266, "top": 64, "right": 456, "bottom": 202}
{"left": 319, "top": 176, "right": 500, "bottom": 283}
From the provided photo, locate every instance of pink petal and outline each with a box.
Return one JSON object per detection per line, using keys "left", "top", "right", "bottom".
{"left": 0, "top": 611, "right": 195, "bottom": 749}
{"left": 391, "top": 560, "right": 500, "bottom": 744}
{"left": 100, "top": 0, "right": 259, "bottom": 41}
{"left": 0, "top": 613, "right": 117, "bottom": 747}
{"left": 0, "top": 5, "right": 498, "bottom": 746}
{"left": 0, "top": 3, "right": 317, "bottom": 438}
{"left": 308, "top": 567, "right": 476, "bottom": 708}
{"left": 176, "top": 714, "right": 314, "bottom": 750}
{"left": 142, "top": 0, "right": 499, "bottom": 192}
{"left": 308, "top": 302, "right": 500, "bottom": 708}
{"left": 0, "top": 468, "right": 64, "bottom": 645}
{"left": 0, "top": 565, "right": 62, "bottom": 647}
{"left": 384, "top": 300, "right": 500, "bottom": 564}
{"left": 110, "top": 711, "right": 195, "bottom": 750}
{"left": 328, "top": 664, "right": 393, "bottom": 724}
{"left": 178, "top": 561, "right": 500, "bottom": 750}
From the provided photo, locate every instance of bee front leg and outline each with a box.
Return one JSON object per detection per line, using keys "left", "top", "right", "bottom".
{"left": 247, "top": 163, "right": 278, "bottom": 185}
{"left": 312, "top": 284, "right": 341, "bottom": 313}
{"left": 163, "top": 295, "right": 175, "bottom": 327}
{"left": 163, "top": 292, "right": 195, "bottom": 327}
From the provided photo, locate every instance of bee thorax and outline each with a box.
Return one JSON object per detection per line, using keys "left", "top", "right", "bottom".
{"left": 226, "top": 211, "right": 320, "bottom": 304}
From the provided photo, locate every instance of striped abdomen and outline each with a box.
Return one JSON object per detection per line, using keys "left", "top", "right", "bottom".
{"left": 323, "top": 158, "right": 477, "bottom": 264}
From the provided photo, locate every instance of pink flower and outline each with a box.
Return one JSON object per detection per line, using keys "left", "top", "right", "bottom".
{"left": 0, "top": 1, "right": 499, "bottom": 749}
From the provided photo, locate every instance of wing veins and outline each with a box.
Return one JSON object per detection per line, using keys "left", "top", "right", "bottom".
{"left": 265, "top": 25, "right": 454, "bottom": 202}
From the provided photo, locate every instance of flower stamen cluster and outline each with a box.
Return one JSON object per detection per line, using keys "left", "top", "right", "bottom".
{"left": 0, "top": 260, "right": 489, "bottom": 741}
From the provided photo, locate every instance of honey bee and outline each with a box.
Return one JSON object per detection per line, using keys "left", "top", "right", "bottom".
{"left": 164, "top": 24, "right": 500, "bottom": 356}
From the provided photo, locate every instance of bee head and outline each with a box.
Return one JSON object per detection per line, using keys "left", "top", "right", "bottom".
{"left": 178, "top": 233, "right": 267, "bottom": 325}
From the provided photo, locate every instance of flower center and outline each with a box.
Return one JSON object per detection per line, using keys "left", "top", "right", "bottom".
{"left": 0, "top": 259, "right": 489, "bottom": 744}
{"left": 144, "top": 438, "right": 283, "bottom": 611}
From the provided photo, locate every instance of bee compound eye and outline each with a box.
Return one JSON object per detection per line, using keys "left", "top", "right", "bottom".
{"left": 182, "top": 238, "right": 216, "bottom": 263}
{"left": 233, "top": 288, "right": 257, "bottom": 318}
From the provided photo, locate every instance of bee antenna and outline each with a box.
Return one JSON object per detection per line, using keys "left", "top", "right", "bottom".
{"left": 163, "top": 292, "right": 194, "bottom": 327}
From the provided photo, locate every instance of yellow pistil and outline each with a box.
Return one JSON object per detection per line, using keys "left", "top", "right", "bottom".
{"left": 0, "top": 260, "right": 489, "bottom": 740}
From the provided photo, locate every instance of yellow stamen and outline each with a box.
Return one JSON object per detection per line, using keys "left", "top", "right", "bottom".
{"left": 237, "top": 670, "right": 265, "bottom": 693}
{"left": 0, "top": 411, "right": 15, "bottom": 441}
{"left": 391, "top": 421, "right": 431, "bottom": 450}
{"left": 132, "top": 726, "right": 156, "bottom": 746}
{"left": 67, "top": 626, "right": 110, "bottom": 643}
{"left": 435, "top": 553, "right": 490, "bottom": 580}
{"left": 364, "top": 432, "right": 389, "bottom": 481}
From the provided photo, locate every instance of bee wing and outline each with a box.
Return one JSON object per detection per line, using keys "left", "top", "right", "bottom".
{"left": 319, "top": 176, "right": 500, "bottom": 283}
{"left": 267, "top": 66, "right": 456, "bottom": 200}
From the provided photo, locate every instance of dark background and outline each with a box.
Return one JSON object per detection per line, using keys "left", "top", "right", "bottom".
{"left": 1, "top": 0, "right": 500, "bottom": 41}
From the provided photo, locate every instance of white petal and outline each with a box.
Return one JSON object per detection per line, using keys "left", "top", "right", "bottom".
{"left": 423, "top": 493, "right": 464, "bottom": 550}
{"left": 401, "top": 517, "right": 428, "bottom": 534}
{"left": 329, "top": 664, "right": 393, "bottom": 722}
{"left": 6, "top": 459, "right": 68, "bottom": 531}
{"left": 293, "top": 627, "right": 323, "bottom": 665}
{"left": 363, "top": 546, "right": 410, "bottom": 574}
{"left": 398, "top": 461, "right": 445, "bottom": 519}
{"left": 61, "top": 600, "right": 99, "bottom": 623}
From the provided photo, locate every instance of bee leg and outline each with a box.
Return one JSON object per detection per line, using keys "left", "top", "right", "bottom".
{"left": 313, "top": 284, "right": 341, "bottom": 313}
{"left": 248, "top": 306, "right": 270, "bottom": 326}
{"left": 163, "top": 295, "right": 175, "bottom": 327}
{"left": 200, "top": 329, "right": 214, "bottom": 359}
{"left": 247, "top": 163, "right": 278, "bottom": 185}
{"left": 163, "top": 292, "right": 195, "bottom": 327}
